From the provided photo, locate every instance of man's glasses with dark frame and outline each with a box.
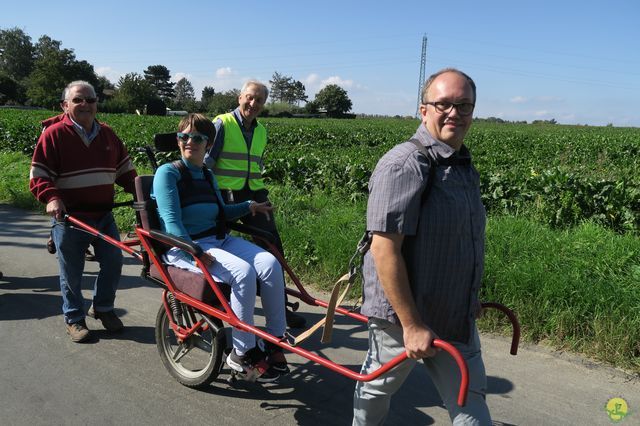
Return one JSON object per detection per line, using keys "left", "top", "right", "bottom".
{"left": 425, "top": 101, "right": 475, "bottom": 116}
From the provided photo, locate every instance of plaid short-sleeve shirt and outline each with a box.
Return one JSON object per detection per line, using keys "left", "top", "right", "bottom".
{"left": 361, "top": 124, "right": 486, "bottom": 343}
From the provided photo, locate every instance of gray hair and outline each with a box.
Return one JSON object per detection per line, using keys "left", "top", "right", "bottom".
{"left": 241, "top": 80, "right": 268, "bottom": 100}
{"left": 63, "top": 80, "right": 96, "bottom": 100}
{"left": 421, "top": 68, "right": 476, "bottom": 104}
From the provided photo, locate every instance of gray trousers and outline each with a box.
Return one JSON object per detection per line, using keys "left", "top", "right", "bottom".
{"left": 353, "top": 318, "right": 491, "bottom": 425}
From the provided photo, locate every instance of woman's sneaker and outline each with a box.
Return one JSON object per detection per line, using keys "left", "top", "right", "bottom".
{"left": 265, "top": 341, "right": 290, "bottom": 374}
{"left": 226, "top": 347, "right": 280, "bottom": 383}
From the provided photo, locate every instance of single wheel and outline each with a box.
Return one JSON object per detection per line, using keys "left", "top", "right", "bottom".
{"left": 155, "top": 300, "right": 225, "bottom": 388}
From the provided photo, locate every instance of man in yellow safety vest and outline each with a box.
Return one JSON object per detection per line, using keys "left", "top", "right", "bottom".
{"left": 205, "top": 80, "right": 306, "bottom": 328}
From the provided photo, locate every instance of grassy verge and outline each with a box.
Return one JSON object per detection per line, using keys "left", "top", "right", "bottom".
{"left": 481, "top": 216, "right": 640, "bottom": 372}
{"left": 0, "top": 152, "right": 43, "bottom": 211}
{"left": 2, "top": 152, "right": 638, "bottom": 373}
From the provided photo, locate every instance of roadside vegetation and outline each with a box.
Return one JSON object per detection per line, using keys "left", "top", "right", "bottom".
{"left": 1, "top": 109, "right": 638, "bottom": 373}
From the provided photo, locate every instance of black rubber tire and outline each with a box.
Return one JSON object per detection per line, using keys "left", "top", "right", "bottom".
{"left": 155, "top": 301, "right": 225, "bottom": 388}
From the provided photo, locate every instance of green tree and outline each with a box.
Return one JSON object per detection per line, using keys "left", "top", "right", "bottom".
{"left": 173, "top": 77, "right": 195, "bottom": 109}
{"left": 113, "top": 72, "right": 156, "bottom": 113}
{"left": 96, "top": 75, "right": 115, "bottom": 101}
{"left": 313, "top": 84, "right": 352, "bottom": 117}
{"left": 205, "top": 89, "right": 239, "bottom": 115}
{"left": 0, "top": 27, "right": 34, "bottom": 82}
{"left": 303, "top": 99, "right": 319, "bottom": 114}
{"left": 27, "top": 35, "right": 98, "bottom": 108}
{"left": 201, "top": 86, "right": 216, "bottom": 104}
{"left": 269, "top": 71, "right": 307, "bottom": 105}
{"left": 0, "top": 72, "right": 21, "bottom": 104}
{"left": 143, "top": 65, "right": 175, "bottom": 100}
{"left": 289, "top": 80, "right": 308, "bottom": 106}
{"left": 269, "top": 71, "right": 289, "bottom": 103}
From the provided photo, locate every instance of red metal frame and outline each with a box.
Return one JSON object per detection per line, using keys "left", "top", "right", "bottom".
{"left": 65, "top": 214, "right": 521, "bottom": 407}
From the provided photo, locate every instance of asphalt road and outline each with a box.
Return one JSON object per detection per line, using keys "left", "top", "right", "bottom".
{"left": 1, "top": 204, "right": 638, "bottom": 425}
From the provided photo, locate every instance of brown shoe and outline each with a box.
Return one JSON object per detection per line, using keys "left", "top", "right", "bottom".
{"left": 47, "top": 237, "right": 56, "bottom": 254}
{"left": 88, "top": 306, "right": 124, "bottom": 332}
{"left": 66, "top": 319, "right": 90, "bottom": 343}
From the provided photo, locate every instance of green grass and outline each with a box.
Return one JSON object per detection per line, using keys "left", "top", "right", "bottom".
{"left": 481, "top": 216, "right": 640, "bottom": 371}
{"left": 269, "top": 185, "right": 366, "bottom": 296}
{"left": 0, "top": 152, "right": 42, "bottom": 211}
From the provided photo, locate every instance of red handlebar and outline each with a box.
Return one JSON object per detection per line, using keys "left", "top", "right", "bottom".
{"left": 481, "top": 302, "right": 520, "bottom": 355}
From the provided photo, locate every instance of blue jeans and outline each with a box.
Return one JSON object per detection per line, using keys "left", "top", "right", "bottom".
{"left": 164, "top": 234, "right": 286, "bottom": 354}
{"left": 353, "top": 318, "right": 491, "bottom": 426}
{"left": 51, "top": 213, "right": 123, "bottom": 324}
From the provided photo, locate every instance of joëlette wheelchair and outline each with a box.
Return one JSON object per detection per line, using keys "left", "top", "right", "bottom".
{"left": 65, "top": 132, "right": 520, "bottom": 407}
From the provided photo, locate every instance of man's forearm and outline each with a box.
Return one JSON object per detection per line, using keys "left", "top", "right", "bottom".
{"left": 370, "top": 232, "right": 422, "bottom": 328}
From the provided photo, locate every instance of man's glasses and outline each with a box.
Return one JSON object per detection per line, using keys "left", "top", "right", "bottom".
{"left": 69, "top": 97, "right": 98, "bottom": 104}
{"left": 425, "top": 101, "right": 475, "bottom": 116}
{"left": 177, "top": 132, "right": 209, "bottom": 144}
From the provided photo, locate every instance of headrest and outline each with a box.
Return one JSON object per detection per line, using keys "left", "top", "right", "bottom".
{"left": 154, "top": 133, "right": 178, "bottom": 152}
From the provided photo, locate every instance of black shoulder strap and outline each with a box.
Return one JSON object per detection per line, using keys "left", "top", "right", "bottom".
{"left": 356, "top": 138, "right": 438, "bottom": 257}
{"left": 171, "top": 160, "right": 227, "bottom": 239}
{"left": 407, "top": 138, "right": 438, "bottom": 204}
{"left": 202, "top": 166, "right": 227, "bottom": 239}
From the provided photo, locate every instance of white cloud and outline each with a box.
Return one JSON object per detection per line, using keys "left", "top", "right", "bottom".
{"left": 303, "top": 73, "right": 321, "bottom": 86}
{"left": 534, "top": 110, "right": 550, "bottom": 117}
{"left": 172, "top": 72, "right": 191, "bottom": 82}
{"left": 510, "top": 96, "right": 527, "bottom": 104}
{"left": 216, "top": 67, "right": 234, "bottom": 78}
{"left": 95, "top": 66, "right": 123, "bottom": 84}
{"left": 321, "top": 75, "right": 354, "bottom": 89}
{"left": 536, "top": 96, "right": 564, "bottom": 102}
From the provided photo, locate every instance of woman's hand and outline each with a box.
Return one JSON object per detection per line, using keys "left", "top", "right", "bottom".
{"left": 249, "top": 201, "right": 274, "bottom": 221}
{"left": 199, "top": 252, "right": 216, "bottom": 267}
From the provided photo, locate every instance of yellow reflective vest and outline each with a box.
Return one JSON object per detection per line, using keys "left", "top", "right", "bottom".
{"left": 213, "top": 113, "right": 267, "bottom": 191}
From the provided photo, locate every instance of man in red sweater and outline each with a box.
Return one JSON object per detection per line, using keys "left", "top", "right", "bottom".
{"left": 30, "top": 80, "right": 137, "bottom": 342}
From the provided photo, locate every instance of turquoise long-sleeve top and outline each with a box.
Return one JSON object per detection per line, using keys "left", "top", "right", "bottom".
{"left": 151, "top": 157, "right": 251, "bottom": 244}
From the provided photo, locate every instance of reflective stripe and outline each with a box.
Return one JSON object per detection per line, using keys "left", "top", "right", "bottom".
{"left": 212, "top": 169, "right": 262, "bottom": 180}
{"left": 213, "top": 168, "right": 247, "bottom": 178}
{"left": 218, "top": 152, "right": 262, "bottom": 162}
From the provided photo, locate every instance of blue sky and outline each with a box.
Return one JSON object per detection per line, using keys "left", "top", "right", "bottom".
{"left": 2, "top": 0, "right": 639, "bottom": 126}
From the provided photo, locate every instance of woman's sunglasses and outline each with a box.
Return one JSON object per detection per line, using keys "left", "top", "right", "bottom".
{"left": 177, "top": 132, "right": 209, "bottom": 144}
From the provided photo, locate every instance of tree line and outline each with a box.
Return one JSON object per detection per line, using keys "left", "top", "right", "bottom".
{"left": 0, "top": 27, "right": 353, "bottom": 117}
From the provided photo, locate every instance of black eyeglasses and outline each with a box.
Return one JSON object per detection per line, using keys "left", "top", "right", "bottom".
{"left": 425, "top": 101, "right": 475, "bottom": 116}
{"left": 177, "top": 132, "right": 209, "bottom": 144}
{"left": 69, "top": 97, "right": 98, "bottom": 104}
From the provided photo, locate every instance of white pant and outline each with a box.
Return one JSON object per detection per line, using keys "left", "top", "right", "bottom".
{"left": 353, "top": 318, "right": 491, "bottom": 425}
{"left": 164, "top": 234, "right": 286, "bottom": 354}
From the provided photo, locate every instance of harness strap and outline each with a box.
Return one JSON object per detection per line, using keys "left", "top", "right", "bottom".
{"left": 172, "top": 160, "right": 227, "bottom": 239}
{"left": 291, "top": 272, "right": 353, "bottom": 346}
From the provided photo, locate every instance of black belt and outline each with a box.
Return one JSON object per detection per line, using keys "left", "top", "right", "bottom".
{"left": 190, "top": 226, "right": 225, "bottom": 241}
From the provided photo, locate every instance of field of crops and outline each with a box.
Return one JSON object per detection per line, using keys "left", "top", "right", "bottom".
{"left": 2, "top": 109, "right": 638, "bottom": 234}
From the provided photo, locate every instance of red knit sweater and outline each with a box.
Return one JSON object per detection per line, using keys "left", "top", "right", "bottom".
{"left": 30, "top": 115, "right": 137, "bottom": 219}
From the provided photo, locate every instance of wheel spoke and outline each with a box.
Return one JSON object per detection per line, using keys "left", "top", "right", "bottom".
{"left": 171, "top": 342, "right": 191, "bottom": 362}
{"left": 192, "top": 334, "right": 213, "bottom": 352}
